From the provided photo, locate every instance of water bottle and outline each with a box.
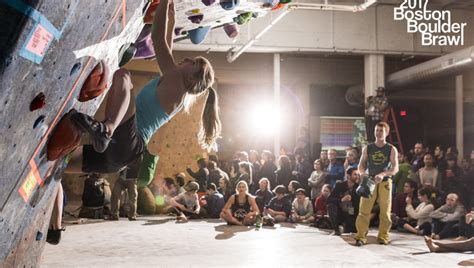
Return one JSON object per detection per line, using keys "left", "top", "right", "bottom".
{"left": 256, "top": 214, "right": 262, "bottom": 229}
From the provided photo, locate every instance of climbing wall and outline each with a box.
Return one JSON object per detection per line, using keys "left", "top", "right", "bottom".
{"left": 0, "top": 0, "right": 285, "bottom": 266}
{"left": 0, "top": 0, "right": 146, "bottom": 266}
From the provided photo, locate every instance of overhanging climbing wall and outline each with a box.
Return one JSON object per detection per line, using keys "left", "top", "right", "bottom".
{"left": 0, "top": 0, "right": 286, "bottom": 266}
{"left": 0, "top": 0, "right": 146, "bottom": 266}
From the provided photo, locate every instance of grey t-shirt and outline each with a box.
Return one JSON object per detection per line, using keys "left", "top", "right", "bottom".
{"left": 175, "top": 192, "right": 198, "bottom": 210}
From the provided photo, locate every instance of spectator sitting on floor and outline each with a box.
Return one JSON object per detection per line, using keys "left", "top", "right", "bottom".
{"left": 200, "top": 183, "right": 225, "bottom": 218}
{"left": 287, "top": 180, "right": 301, "bottom": 204}
{"left": 291, "top": 188, "right": 315, "bottom": 224}
{"left": 424, "top": 234, "right": 474, "bottom": 253}
{"left": 392, "top": 179, "right": 419, "bottom": 227}
{"left": 314, "top": 184, "right": 332, "bottom": 229}
{"left": 327, "top": 167, "right": 360, "bottom": 235}
{"left": 186, "top": 158, "right": 209, "bottom": 192}
{"left": 220, "top": 180, "right": 259, "bottom": 226}
{"left": 175, "top": 172, "right": 186, "bottom": 194}
{"left": 393, "top": 153, "right": 411, "bottom": 194}
{"left": 254, "top": 178, "right": 274, "bottom": 213}
{"left": 168, "top": 182, "right": 201, "bottom": 222}
{"left": 415, "top": 152, "right": 442, "bottom": 189}
{"left": 430, "top": 193, "right": 465, "bottom": 240}
{"left": 399, "top": 187, "right": 435, "bottom": 235}
{"left": 456, "top": 209, "right": 474, "bottom": 241}
{"left": 264, "top": 185, "right": 292, "bottom": 224}
{"left": 218, "top": 176, "right": 233, "bottom": 202}
{"left": 308, "top": 159, "right": 327, "bottom": 201}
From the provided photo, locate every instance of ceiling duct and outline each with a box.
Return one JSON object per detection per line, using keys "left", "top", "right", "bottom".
{"left": 345, "top": 46, "right": 474, "bottom": 106}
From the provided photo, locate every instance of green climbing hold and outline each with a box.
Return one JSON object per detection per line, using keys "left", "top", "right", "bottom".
{"left": 233, "top": 12, "right": 253, "bottom": 25}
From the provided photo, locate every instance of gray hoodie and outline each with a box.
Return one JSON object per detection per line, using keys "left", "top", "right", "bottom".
{"left": 429, "top": 203, "right": 465, "bottom": 222}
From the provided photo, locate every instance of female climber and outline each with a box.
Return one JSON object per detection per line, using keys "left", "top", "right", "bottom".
{"left": 65, "top": 0, "right": 221, "bottom": 174}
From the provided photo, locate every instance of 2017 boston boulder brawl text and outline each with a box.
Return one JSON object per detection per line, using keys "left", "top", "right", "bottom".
{"left": 394, "top": 0, "right": 467, "bottom": 46}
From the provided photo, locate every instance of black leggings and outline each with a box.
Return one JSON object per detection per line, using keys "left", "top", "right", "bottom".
{"left": 432, "top": 219, "right": 458, "bottom": 239}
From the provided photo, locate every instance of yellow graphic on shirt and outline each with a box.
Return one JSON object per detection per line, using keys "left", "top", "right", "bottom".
{"left": 371, "top": 150, "right": 388, "bottom": 166}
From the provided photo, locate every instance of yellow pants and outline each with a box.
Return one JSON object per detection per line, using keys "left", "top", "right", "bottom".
{"left": 355, "top": 179, "right": 392, "bottom": 243}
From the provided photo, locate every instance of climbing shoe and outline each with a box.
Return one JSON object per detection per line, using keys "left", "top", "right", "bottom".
{"left": 46, "top": 227, "right": 66, "bottom": 245}
{"left": 71, "top": 112, "right": 111, "bottom": 153}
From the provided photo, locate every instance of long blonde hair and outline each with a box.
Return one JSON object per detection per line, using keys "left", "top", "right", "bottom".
{"left": 184, "top": 57, "right": 221, "bottom": 150}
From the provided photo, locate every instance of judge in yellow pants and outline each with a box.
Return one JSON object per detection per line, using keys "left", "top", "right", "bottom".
{"left": 355, "top": 179, "right": 392, "bottom": 244}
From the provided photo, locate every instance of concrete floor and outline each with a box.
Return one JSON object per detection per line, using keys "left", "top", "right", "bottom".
{"left": 41, "top": 215, "right": 473, "bottom": 267}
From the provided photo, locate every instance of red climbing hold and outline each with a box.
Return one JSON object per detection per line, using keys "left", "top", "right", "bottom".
{"left": 78, "top": 60, "right": 109, "bottom": 102}
{"left": 46, "top": 109, "right": 82, "bottom": 161}
{"left": 144, "top": 0, "right": 160, "bottom": 24}
{"left": 30, "top": 92, "right": 46, "bottom": 111}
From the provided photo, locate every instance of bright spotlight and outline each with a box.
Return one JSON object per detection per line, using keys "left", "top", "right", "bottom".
{"left": 248, "top": 103, "right": 280, "bottom": 136}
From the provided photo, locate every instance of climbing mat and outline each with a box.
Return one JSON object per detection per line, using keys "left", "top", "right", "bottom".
{"left": 0, "top": 0, "right": 287, "bottom": 266}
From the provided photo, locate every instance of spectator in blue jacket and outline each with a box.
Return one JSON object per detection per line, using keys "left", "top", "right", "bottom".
{"left": 326, "top": 149, "right": 344, "bottom": 188}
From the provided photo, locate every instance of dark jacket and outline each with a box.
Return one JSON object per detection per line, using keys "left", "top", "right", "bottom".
{"left": 186, "top": 167, "right": 209, "bottom": 192}
{"left": 327, "top": 180, "right": 360, "bottom": 216}
{"left": 208, "top": 167, "right": 229, "bottom": 187}
{"left": 255, "top": 189, "right": 274, "bottom": 213}
{"left": 267, "top": 196, "right": 292, "bottom": 217}
{"left": 203, "top": 192, "right": 225, "bottom": 218}
{"left": 260, "top": 161, "right": 277, "bottom": 187}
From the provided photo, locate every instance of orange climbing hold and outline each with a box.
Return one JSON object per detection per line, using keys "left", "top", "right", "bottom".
{"left": 144, "top": 0, "right": 160, "bottom": 24}
{"left": 46, "top": 110, "right": 82, "bottom": 161}
{"left": 78, "top": 60, "right": 109, "bottom": 102}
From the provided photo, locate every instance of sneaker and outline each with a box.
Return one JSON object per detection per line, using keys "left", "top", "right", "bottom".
{"left": 263, "top": 216, "right": 275, "bottom": 227}
{"left": 378, "top": 239, "right": 389, "bottom": 245}
{"left": 355, "top": 239, "right": 365, "bottom": 247}
{"left": 108, "top": 215, "right": 119, "bottom": 221}
{"left": 128, "top": 216, "right": 137, "bottom": 221}
{"left": 71, "top": 112, "right": 111, "bottom": 153}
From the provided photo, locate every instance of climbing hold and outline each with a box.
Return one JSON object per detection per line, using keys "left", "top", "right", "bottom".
{"left": 223, "top": 23, "right": 239, "bottom": 38}
{"left": 133, "top": 25, "right": 156, "bottom": 60}
{"left": 36, "top": 231, "right": 43, "bottom": 241}
{"left": 280, "top": 0, "right": 291, "bottom": 3}
{"left": 220, "top": 0, "right": 240, "bottom": 10}
{"left": 144, "top": 0, "right": 160, "bottom": 24}
{"left": 46, "top": 109, "right": 82, "bottom": 161}
{"left": 201, "top": 0, "right": 216, "bottom": 6}
{"left": 33, "top": 115, "right": 46, "bottom": 129}
{"left": 70, "top": 62, "right": 82, "bottom": 76}
{"left": 30, "top": 92, "right": 46, "bottom": 111}
{"left": 271, "top": 2, "right": 285, "bottom": 10}
{"left": 261, "top": 0, "right": 279, "bottom": 8}
{"left": 188, "top": 26, "right": 211, "bottom": 44}
{"left": 188, "top": 14, "right": 204, "bottom": 24}
{"left": 78, "top": 60, "right": 110, "bottom": 102}
{"left": 185, "top": 9, "right": 202, "bottom": 16}
{"left": 174, "top": 27, "right": 184, "bottom": 36}
{"left": 118, "top": 43, "right": 137, "bottom": 67}
{"left": 233, "top": 12, "right": 253, "bottom": 25}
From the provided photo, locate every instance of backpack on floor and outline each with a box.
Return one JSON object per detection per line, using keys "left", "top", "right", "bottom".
{"left": 82, "top": 173, "right": 108, "bottom": 207}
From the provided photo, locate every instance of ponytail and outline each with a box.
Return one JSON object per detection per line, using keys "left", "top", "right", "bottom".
{"left": 199, "top": 87, "right": 221, "bottom": 150}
